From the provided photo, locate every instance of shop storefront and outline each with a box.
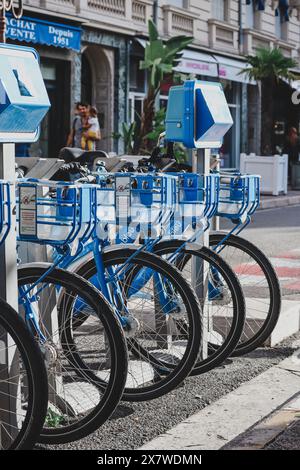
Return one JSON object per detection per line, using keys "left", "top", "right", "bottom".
{"left": 5, "top": 13, "right": 129, "bottom": 156}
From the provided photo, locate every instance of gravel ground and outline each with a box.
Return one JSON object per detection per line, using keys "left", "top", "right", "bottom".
{"left": 37, "top": 332, "right": 300, "bottom": 451}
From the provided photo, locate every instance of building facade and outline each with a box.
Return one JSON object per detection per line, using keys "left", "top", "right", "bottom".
{"left": 7, "top": 0, "right": 300, "bottom": 165}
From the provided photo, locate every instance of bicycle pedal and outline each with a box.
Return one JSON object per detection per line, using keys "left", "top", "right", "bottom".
{"left": 123, "top": 315, "right": 140, "bottom": 337}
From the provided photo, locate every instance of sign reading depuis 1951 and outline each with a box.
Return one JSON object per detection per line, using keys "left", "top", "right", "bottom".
{"left": 5, "top": 14, "right": 81, "bottom": 52}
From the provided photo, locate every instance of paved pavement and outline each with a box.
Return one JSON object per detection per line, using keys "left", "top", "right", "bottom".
{"left": 140, "top": 344, "right": 300, "bottom": 450}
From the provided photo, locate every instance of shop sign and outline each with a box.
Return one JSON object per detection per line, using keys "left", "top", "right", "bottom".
{"left": 6, "top": 14, "right": 81, "bottom": 52}
{"left": 176, "top": 59, "right": 218, "bottom": 77}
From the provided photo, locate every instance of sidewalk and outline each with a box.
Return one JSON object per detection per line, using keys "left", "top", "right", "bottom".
{"left": 140, "top": 346, "right": 300, "bottom": 451}
{"left": 259, "top": 190, "right": 300, "bottom": 210}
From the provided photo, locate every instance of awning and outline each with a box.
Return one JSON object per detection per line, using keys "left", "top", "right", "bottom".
{"left": 135, "top": 39, "right": 218, "bottom": 78}
{"left": 291, "top": 80, "right": 300, "bottom": 91}
{"left": 281, "top": 76, "right": 300, "bottom": 91}
{"left": 6, "top": 14, "right": 81, "bottom": 52}
{"left": 135, "top": 39, "right": 255, "bottom": 84}
{"left": 213, "top": 55, "right": 256, "bottom": 84}
{"left": 174, "top": 50, "right": 218, "bottom": 78}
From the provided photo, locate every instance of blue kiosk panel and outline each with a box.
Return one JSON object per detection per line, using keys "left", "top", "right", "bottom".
{"left": 0, "top": 44, "right": 50, "bottom": 143}
{"left": 165, "top": 80, "right": 233, "bottom": 149}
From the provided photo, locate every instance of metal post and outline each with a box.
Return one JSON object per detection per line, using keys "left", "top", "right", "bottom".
{"left": 210, "top": 153, "right": 220, "bottom": 232}
{"left": 153, "top": 0, "right": 158, "bottom": 25}
{"left": 192, "top": 148, "right": 210, "bottom": 359}
{"left": 0, "top": 6, "right": 39, "bottom": 444}
{"left": 0, "top": 8, "right": 6, "bottom": 44}
{"left": 0, "top": 144, "right": 19, "bottom": 448}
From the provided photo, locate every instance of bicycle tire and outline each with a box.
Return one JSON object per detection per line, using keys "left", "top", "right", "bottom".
{"left": 152, "top": 240, "right": 246, "bottom": 375}
{"left": 210, "top": 233, "right": 281, "bottom": 356}
{"left": 0, "top": 297, "right": 48, "bottom": 450}
{"left": 17, "top": 266, "right": 128, "bottom": 444}
{"left": 74, "top": 246, "right": 202, "bottom": 401}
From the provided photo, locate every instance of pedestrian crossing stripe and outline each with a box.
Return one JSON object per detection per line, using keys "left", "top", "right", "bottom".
{"left": 234, "top": 248, "right": 300, "bottom": 292}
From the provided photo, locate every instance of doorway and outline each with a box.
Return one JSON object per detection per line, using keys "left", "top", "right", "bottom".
{"left": 81, "top": 46, "right": 114, "bottom": 152}
{"left": 39, "top": 58, "right": 71, "bottom": 158}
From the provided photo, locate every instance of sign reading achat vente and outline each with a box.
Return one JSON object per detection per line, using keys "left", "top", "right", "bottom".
{"left": 6, "top": 14, "right": 81, "bottom": 52}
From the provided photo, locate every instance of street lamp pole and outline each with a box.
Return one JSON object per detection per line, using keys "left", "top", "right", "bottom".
{"left": 238, "top": 0, "right": 243, "bottom": 53}
{"left": 153, "top": 0, "right": 158, "bottom": 25}
{"left": 0, "top": 0, "right": 24, "bottom": 44}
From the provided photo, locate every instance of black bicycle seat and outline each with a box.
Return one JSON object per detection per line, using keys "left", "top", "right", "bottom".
{"left": 58, "top": 147, "right": 85, "bottom": 163}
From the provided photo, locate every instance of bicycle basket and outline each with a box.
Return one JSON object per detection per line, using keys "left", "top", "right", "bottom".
{"left": 216, "top": 173, "right": 260, "bottom": 220}
{"left": 96, "top": 173, "right": 177, "bottom": 242}
{"left": 166, "top": 172, "right": 220, "bottom": 238}
{"left": 17, "top": 179, "right": 96, "bottom": 245}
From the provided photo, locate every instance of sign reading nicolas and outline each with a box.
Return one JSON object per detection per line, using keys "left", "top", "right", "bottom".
{"left": 6, "top": 14, "right": 81, "bottom": 51}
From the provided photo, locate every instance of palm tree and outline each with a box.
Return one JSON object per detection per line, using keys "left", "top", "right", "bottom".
{"left": 134, "top": 20, "right": 193, "bottom": 154}
{"left": 243, "top": 47, "right": 297, "bottom": 155}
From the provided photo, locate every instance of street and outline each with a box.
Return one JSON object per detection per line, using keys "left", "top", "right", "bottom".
{"left": 221, "top": 205, "right": 300, "bottom": 301}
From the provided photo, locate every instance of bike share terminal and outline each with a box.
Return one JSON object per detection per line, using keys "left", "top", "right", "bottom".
{"left": 0, "top": 44, "right": 50, "bottom": 443}
{"left": 165, "top": 80, "right": 233, "bottom": 357}
{"left": 0, "top": 43, "right": 50, "bottom": 301}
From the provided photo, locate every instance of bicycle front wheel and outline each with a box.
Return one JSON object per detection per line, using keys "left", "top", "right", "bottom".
{"left": 75, "top": 247, "right": 202, "bottom": 402}
{"left": 210, "top": 233, "right": 281, "bottom": 356}
{"left": 0, "top": 298, "right": 48, "bottom": 450}
{"left": 153, "top": 241, "right": 246, "bottom": 375}
{"left": 18, "top": 266, "right": 128, "bottom": 444}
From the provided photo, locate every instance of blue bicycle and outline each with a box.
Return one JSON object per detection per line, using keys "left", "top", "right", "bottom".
{"left": 16, "top": 179, "right": 128, "bottom": 444}
{"left": 16, "top": 177, "right": 203, "bottom": 405}
{"left": 136, "top": 144, "right": 281, "bottom": 356}
{"left": 0, "top": 180, "right": 48, "bottom": 450}
{"left": 50, "top": 170, "right": 246, "bottom": 380}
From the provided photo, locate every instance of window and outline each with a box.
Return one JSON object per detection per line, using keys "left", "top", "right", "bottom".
{"left": 275, "top": 7, "right": 288, "bottom": 41}
{"left": 130, "top": 56, "right": 146, "bottom": 93}
{"left": 245, "top": 1, "right": 255, "bottom": 29}
{"left": 275, "top": 11, "right": 282, "bottom": 39}
{"left": 128, "top": 92, "right": 146, "bottom": 135}
{"left": 162, "top": 0, "right": 184, "bottom": 7}
{"left": 212, "top": 0, "right": 228, "bottom": 22}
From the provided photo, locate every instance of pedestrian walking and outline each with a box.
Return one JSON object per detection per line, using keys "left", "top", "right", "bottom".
{"left": 285, "top": 127, "right": 300, "bottom": 179}
{"left": 67, "top": 103, "right": 100, "bottom": 151}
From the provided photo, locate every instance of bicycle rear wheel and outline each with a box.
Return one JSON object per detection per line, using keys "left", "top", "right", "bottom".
{"left": 0, "top": 298, "right": 48, "bottom": 450}
{"left": 210, "top": 233, "right": 281, "bottom": 356}
{"left": 75, "top": 247, "right": 202, "bottom": 401}
{"left": 17, "top": 266, "right": 128, "bottom": 444}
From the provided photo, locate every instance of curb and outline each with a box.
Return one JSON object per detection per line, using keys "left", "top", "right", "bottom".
{"left": 259, "top": 194, "right": 300, "bottom": 210}
{"left": 139, "top": 346, "right": 300, "bottom": 451}
{"left": 222, "top": 393, "right": 300, "bottom": 450}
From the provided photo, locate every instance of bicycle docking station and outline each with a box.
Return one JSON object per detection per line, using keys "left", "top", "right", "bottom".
{"left": 0, "top": 43, "right": 50, "bottom": 299}
{"left": 165, "top": 80, "right": 233, "bottom": 359}
{"left": 0, "top": 44, "right": 50, "bottom": 443}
